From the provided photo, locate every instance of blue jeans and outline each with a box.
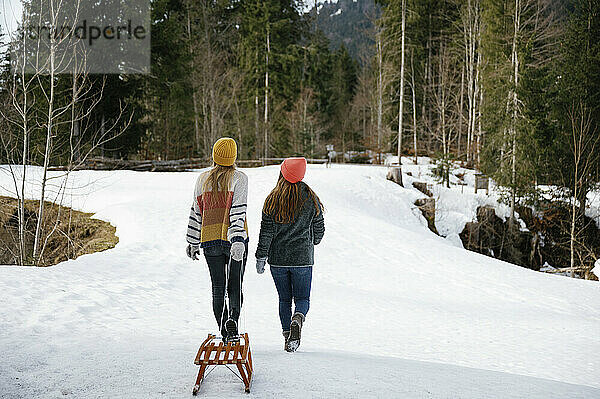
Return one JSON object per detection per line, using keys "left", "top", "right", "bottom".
{"left": 270, "top": 266, "right": 313, "bottom": 332}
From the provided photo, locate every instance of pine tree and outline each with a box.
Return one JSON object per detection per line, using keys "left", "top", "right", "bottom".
{"left": 552, "top": 0, "right": 600, "bottom": 273}
{"left": 238, "top": 0, "right": 304, "bottom": 159}
{"left": 328, "top": 45, "right": 359, "bottom": 156}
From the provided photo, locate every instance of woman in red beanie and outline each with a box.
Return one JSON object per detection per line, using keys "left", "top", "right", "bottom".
{"left": 255, "top": 157, "right": 325, "bottom": 352}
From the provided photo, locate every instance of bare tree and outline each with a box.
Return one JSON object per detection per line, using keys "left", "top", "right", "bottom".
{"left": 566, "top": 102, "right": 600, "bottom": 277}
{"left": 185, "top": 1, "right": 201, "bottom": 155}
{"left": 264, "top": 23, "right": 270, "bottom": 163}
{"left": 397, "top": 0, "right": 406, "bottom": 165}
{"left": 376, "top": 27, "right": 384, "bottom": 156}
{"left": 410, "top": 48, "right": 418, "bottom": 164}
{"left": 1, "top": 0, "right": 128, "bottom": 265}
{"left": 460, "top": 0, "right": 481, "bottom": 167}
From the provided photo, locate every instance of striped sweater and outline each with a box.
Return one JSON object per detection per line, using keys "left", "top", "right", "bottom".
{"left": 186, "top": 169, "right": 249, "bottom": 248}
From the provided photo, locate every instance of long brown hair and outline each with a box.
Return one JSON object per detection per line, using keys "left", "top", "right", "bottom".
{"left": 263, "top": 173, "right": 323, "bottom": 223}
{"left": 203, "top": 164, "right": 236, "bottom": 205}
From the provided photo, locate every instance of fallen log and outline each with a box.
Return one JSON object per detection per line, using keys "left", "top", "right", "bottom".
{"left": 49, "top": 157, "right": 269, "bottom": 172}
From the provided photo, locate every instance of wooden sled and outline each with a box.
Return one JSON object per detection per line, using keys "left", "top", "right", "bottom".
{"left": 192, "top": 333, "right": 253, "bottom": 395}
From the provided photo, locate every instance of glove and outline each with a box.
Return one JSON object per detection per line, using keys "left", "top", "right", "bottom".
{"left": 186, "top": 244, "right": 200, "bottom": 260}
{"left": 230, "top": 241, "right": 245, "bottom": 262}
{"left": 256, "top": 258, "right": 267, "bottom": 274}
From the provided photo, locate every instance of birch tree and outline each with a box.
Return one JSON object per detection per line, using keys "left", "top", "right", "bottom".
{"left": 397, "top": 0, "right": 406, "bottom": 165}
{"left": 459, "top": 0, "right": 481, "bottom": 167}
{"left": 481, "top": 0, "right": 557, "bottom": 221}
{"left": 1, "top": 0, "right": 128, "bottom": 265}
{"left": 566, "top": 103, "right": 599, "bottom": 276}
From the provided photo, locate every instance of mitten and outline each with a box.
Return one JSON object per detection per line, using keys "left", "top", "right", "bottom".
{"left": 231, "top": 241, "right": 245, "bottom": 262}
{"left": 186, "top": 244, "right": 200, "bottom": 260}
{"left": 256, "top": 258, "right": 267, "bottom": 274}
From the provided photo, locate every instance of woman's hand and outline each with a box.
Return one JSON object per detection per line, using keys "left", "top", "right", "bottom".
{"left": 186, "top": 244, "right": 200, "bottom": 260}
{"left": 256, "top": 258, "right": 267, "bottom": 274}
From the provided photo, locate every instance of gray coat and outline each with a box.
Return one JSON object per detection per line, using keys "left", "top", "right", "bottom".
{"left": 255, "top": 182, "right": 325, "bottom": 266}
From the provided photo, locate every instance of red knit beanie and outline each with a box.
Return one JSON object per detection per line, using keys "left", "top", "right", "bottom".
{"left": 281, "top": 157, "right": 307, "bottom": 183}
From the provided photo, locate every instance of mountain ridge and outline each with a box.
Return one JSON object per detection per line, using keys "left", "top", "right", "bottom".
{"left": 310, "top": 0, "right": 380, "bottom": 63}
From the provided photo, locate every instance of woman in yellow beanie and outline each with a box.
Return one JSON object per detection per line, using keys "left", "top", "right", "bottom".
{"left": 186, "top": 137, "right": 249, "bottom": 342}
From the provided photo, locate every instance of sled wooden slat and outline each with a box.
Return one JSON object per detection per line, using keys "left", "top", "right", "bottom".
{"left": 192, "top": 333, "right": 253, "bottom": 395}
{"left": 223, "top": 342, "right": 233, "bottom": 364}
{"left": 241, "top": 339, "right": 250, "bottom": 360}
{"left": 205, "top": 342, "right": 216, "bottom": 362}
{"left": 214, "top": 342, "right": 224, "bottom": 363}
{"left": 194, "top": 334, "right": 215, "bottom": 365}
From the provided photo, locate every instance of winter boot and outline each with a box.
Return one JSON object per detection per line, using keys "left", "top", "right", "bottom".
{"left": 286, "top": 312, "right": 305, "bottom": 352}
{"left": 220, "top": 324, "right": 228, "bottom": 343}
{"left": 224, "top": 318, "right": 239, "bottom": 343}
{"left": 282, "top": 331, "right": 290, "bottom": 351}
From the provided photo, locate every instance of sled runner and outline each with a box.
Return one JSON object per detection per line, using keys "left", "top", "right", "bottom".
{"left": 192, "top": 333, "right": 253, "bottom": 395}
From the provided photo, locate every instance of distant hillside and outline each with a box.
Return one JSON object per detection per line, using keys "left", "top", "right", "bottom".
{"left": 309, "top": 0, "right": 380, "bottom": 64}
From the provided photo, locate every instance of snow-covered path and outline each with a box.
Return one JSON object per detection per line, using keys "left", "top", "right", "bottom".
{"left": 1, "top": 165, "right": 599, "bottom": 398}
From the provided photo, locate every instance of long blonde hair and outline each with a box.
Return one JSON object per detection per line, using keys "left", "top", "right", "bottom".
{"left": 203, "top": 164, "right": 236, "bottom": 205}
{"left": 263, "top": 173, "right": 323, "bottom": 224}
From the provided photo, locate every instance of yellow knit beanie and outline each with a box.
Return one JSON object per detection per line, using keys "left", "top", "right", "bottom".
{"left": 212, "top": 137, "right": 237, "bottom": 166}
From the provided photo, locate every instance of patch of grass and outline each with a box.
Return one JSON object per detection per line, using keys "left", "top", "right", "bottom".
{"left": 0, "top": 196, "right": 118, "bottom": 266}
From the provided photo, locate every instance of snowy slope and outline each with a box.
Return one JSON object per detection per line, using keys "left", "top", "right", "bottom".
{"left": 0, "top": 164, "right": 599, "bottom": 398}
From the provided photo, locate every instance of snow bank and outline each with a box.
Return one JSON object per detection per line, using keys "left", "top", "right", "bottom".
{"left": 593, "top": 259, "right": 600, "bottom": 279}
{"left": 587, "top": 190, "right": 600, "bottom": 229}
{"left": 0, "top": 164, "right": 598, "bottom": 398}
{"left": 382, "top": 156, "right": 515, "bottom": 237}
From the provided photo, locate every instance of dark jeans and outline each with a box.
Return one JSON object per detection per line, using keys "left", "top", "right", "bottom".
{"left": 270, "top": 266, "right": 313, "bottom": 332}
{"left": 203, "top": 243, "right": 247, "bottom": 334}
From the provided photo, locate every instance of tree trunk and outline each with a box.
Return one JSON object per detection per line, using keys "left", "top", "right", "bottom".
{"left": 187, "top": 8, "right": 201, "bottom": 155}
{"left": 264, "top": 27, "right": 270, "bottom": 163}
{"left": 18, "top": 49, "right": 30, "bottom": 265}
{"left": 397, "top": 0, "right": 406, "bottom": 165}
{"left": 570, "top": 174, "right": 577, "bottom": 276}
{"left": 33, "top": 43, "right": 56, "bottom": 264}
{"left": 477, "top": 82, "right": 483, "bottom": 167}
{"left": 255, "top": 84, "right": 259, "bottom": 159}
{"left": 377, "top": 31, "right": 383, "bottom": 155}
{"left": 509, "top": 0, "right": 521, "bottom": 223}
{"left": 464, "top": 1, "right": 473, "bottom": 165}
{"left": 459, "top": 64, "right": 464, "bottom": 160}
{"left": 475, "top": 6, "right": 482, "bottom": 168}
{"left": 411, "top": 49, "right": 418, "bottom": 165}
{"left": 439, "top": 41, "right": 449, "bottom": 188}
{"left": 426, "top": 13, "right": 432, "bottom": 155}
{"left": 71, "top": 73, "right": 80, "bottom": 165}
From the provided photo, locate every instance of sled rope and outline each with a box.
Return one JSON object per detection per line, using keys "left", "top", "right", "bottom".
{"left": 203, "top": 363, "right": 244, "bottom": 383}
{"left": 218, "top": 255, "right": 232, "bottom": 337}
{"left": 240, "top": 258, "right": 245, "bottom": 332}
{"left": 203, "top": 365, "right": 217, "bottom": 380}
{"left": 218, "top": 253, "right": 245, "bottom": 336}
{"left": 224, "top": 365, "right": 244, "bottom": 382}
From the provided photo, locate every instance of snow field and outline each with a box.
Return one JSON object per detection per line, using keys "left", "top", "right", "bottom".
{"left": 0, "top": 163, "right": 599, "bottom": 398}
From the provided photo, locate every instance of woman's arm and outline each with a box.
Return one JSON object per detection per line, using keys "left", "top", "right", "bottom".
{"left": 186, "top": 177, "right": 203, "bottom": 246}
{"left": 227, "top": 172, "right": 249, "bottom": 244}
{"left": 312, "top": 206, "right": 325, "bottom": 245}
{"left": 255, "top": 211, "right": 275, "bottom": 259}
